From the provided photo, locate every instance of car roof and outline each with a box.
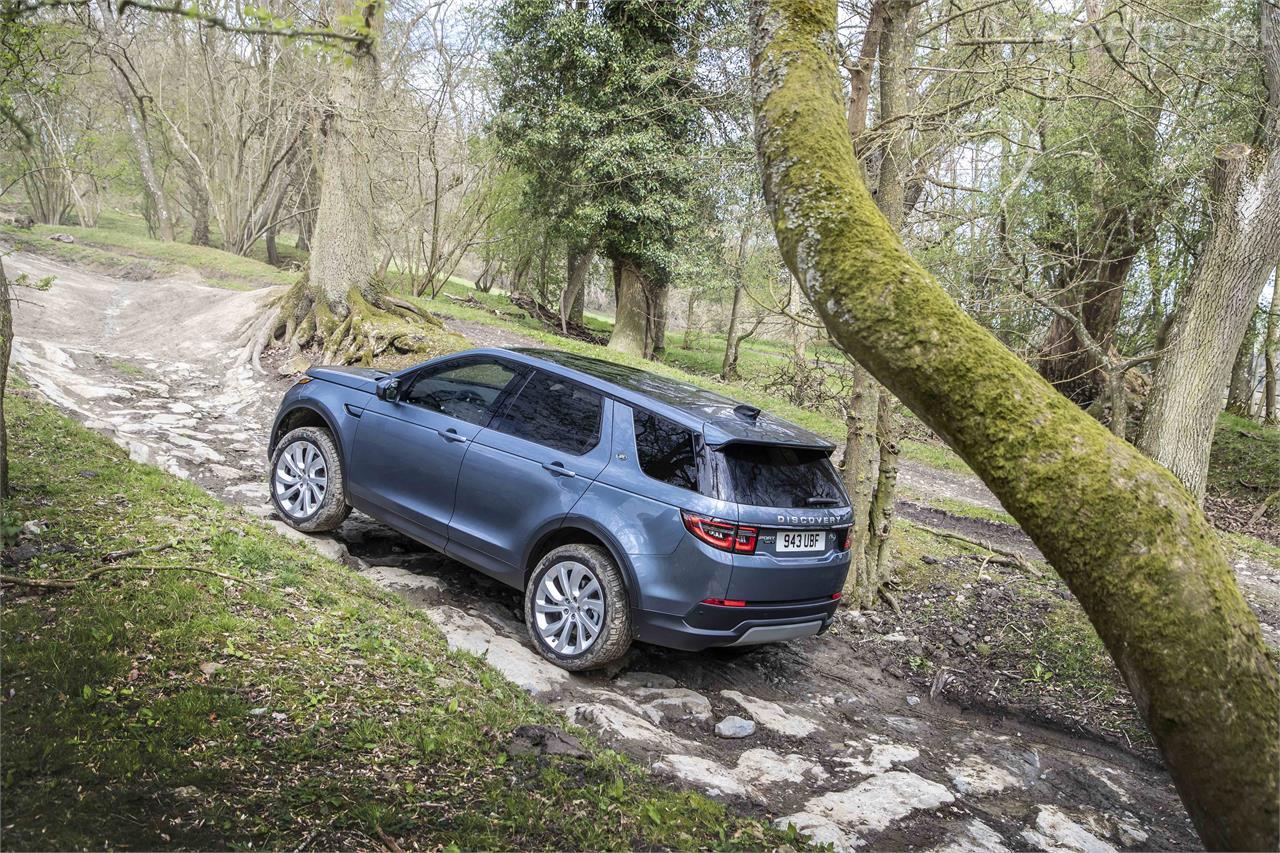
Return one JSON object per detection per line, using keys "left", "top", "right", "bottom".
{"left": 452, "top": 347, "right": 835, "bottom": 452}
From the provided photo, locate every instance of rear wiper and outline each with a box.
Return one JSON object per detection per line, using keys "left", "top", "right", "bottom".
{"left": 805, "top": 497, "right": 839, "bottom": 507}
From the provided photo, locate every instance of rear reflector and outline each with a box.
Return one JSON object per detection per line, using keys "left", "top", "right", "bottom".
{"left": 831, "top": 592, "right": 842, "bottom": 600}
{"left": 701, "top": 598, "right": 748, "bottom": 607}
{"left": 682, "top": 511, "right": 757, "bottom": 554}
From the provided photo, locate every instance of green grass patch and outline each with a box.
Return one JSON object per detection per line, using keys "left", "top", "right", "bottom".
{"left": 2, "top": 210, "right": 294, "bottom": 290}
{"left": 0, "top": 393, "right": 790, "bottom": 851}
{"left": 1208, "top": 412, "right": 1280, "bottom": 506}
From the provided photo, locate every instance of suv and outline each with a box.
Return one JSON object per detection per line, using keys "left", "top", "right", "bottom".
{"left": 268, "top": 348, "right": 852, "bottom": 670}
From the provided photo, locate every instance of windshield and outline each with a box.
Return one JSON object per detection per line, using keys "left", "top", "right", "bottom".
{"left": 712, "top": 444, "right": 846, "bottom": 509}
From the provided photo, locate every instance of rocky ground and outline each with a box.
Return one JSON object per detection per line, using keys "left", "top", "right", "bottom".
{"left": 11, "top": 250, "right": 1275, "bottom": 851}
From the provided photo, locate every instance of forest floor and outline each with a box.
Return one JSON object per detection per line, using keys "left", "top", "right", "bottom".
{"left": 5, "top": 247, "right": 1279, "bottom": 851}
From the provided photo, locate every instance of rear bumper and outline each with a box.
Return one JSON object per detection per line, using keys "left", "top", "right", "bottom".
{"left": 634, "top": 596, "right": 841, "bottom": 652}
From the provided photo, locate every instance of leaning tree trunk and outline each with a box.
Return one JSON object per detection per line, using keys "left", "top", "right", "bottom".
{"left": 609, "top": 258, "right": 649, "bottom": 357}
{"left": 750, "top": 2, "right": 1278, "bottom": 849}
{"left": 240, "top": 0, "right": 455, "bottom": 370}
{"left": 94, "top": 0, "right": 174, "bottom": 242}
{"left": 1138, "top": 144, "right": 1280, "bottom": 502}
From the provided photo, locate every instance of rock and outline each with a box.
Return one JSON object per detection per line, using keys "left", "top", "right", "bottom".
{"left": 1020, "top": 806, "right": 1115, "bottom": 853}
{"left": 775, "top": 812, "right": 858, "bottom": 852}
{"left": 569, "top": 702, "right": 696, "bottom": 752}
{"left": 736, "top": 748, "right": 828, "bottom": 784}
{"left": 428, "top": 605, "right": 571, "bottom": 698}
{"left": 198, "top": 662, "right": 223, "bottom": 677}
{"left": 505, "top": 724, "right": 588, "bottom": 759}
{"left": 906, "top": 695, "right": 921, "bottom": 707}
{"left": 952, "top": 631, "right": 972, "bottom": 647}
{"left": 248, "top": 707, "right": 269, "bottom": 716}
{"left": 20, "top": 520, "right": 45, "bottom": 538}
{"left": 614, "top": 671, "right": 677, "bottom": 689}
{"left": 947, "top": 756, "right": 1019, "bottom": 795}
{"left": 922, "top": 555, "right": 939, "bottom": 565}
{"left": 715, "top": 715, "right": 756, "bottom": 738}
{"left": 721, "top": 690, "right": 818, "bottom": 737}
{"left": 171, "top": 786, "right": 202, "bottom": 800}
{"left": 930, "top": 819, "right": 1012, "bottom": 853}
{"left": 277, "top": 354, "right": 311, "bottom": 377}
{"left": 632, "top": 687, "right": 713, "bottom": 723}
{"left": 653, "top": 754, "right": 753, "bottom": 799}
{"left": 838, "top": 740, "right": 920, "bottom": 775}
{"left": 77, "top": 469, "right": 99, "bottom": 478}
{"left": 48, "top": 233, "right": 75, "bottom": 243}
{"left": 804, "top": 770, "right": 956, "bottom": 834}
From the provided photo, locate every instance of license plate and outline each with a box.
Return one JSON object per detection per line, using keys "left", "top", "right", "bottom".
{"left": 777, "top": 530, "right": 825, "bottom": 553}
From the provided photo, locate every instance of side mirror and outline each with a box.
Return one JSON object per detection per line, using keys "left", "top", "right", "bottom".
{"left": 377, "top": 378, "right": 400, "bottom": 402}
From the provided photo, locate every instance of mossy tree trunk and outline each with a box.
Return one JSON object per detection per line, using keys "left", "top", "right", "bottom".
{"left": 750, "top": 2, "right": 1278, "bottom": 848}
{"left": 560, "top": 241, "right": 596, "bottom": 333}
{"left": 242, "top": 0, "right": 453, "bottom": 370}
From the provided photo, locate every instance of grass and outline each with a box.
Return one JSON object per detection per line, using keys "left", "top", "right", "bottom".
{"left": 1, "top": 210, "right": 295, "bottom": 290}
{"left": 0, "top": 392, "right": 792, "bottom": 851}
{"left": 1208, "top": 412, "right": 1280, "bottom": 507}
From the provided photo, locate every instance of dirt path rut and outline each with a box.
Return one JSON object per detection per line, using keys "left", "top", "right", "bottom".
{"left": 9, "top": 251, "right": 1206, "bottom": 851}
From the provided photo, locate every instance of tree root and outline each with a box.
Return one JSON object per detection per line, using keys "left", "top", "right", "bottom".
{"left": 920, "top": 525, "right": 1033, "bottom": 571}
{"left": 238, "top": 279, "right": 465, "bottom": 372}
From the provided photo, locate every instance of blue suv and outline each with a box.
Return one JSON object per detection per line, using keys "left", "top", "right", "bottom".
{"left": 268, "top": 348, "right": 853, "bottom": 670}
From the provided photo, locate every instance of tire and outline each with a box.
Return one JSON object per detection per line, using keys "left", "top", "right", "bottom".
{"left": 269, "top": 426, "right": 351, "bottom": 533}
{"left": 524, "top": 544, "right": 632, "bottom": 671}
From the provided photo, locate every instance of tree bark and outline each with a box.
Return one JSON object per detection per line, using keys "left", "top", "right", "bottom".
{"left": 93, "top": 0, "right": 175, "bottom": 242}
{"left": 721, "top": 280, "right": 745, "bottom": 379}
{"left": 609, "top": 257, "right": 649, "bottom": 357}
{"left": 561, "top": 240, "right": 596, "bottom": 333}
{"left": 1265, "top": 274, "right": 1278, "bottom": 425}
{"left": 1139, "top": 143, "right": 1280, "bottom": 502}
{"left": 1226, "top": 311, "right": 1260, "bottom": 416}
{"left": 0, "top": 259, "right": 11, "bottom": 502}
{"left": 308, "top": 0, "right": 381, "bottom": 313}
{"left": 840, "top": 363, "right": 880, "bottom": 603}
{"left": 750, "top": 3, "right": 1278, "bottom": 848}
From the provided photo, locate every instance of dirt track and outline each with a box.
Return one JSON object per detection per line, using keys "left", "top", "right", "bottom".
{"left": 7, "top": 250, "right": 1233, "bottom": 851}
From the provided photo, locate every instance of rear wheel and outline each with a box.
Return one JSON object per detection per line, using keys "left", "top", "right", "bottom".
{"left": 525, "top": 544, "right": 632, "bottom": 671}
{"left": 269, "top": 426, "right": 350, "bottom": 533}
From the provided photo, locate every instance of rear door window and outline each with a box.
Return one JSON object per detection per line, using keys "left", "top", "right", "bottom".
{"left": 633, "top": 410, "right": 699, "bottom": 491}
{"left": 491, "top": 370, "right": 602, "bottom": 455}
{"left": 715, "top": 444, "right": 845, "bottom": 508}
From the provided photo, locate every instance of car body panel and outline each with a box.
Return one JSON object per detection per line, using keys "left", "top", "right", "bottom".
{"left": 269, "top": 347, "right": 853, "bottom": 652}
{"left": 447, "top": 398, "right": 615, "bottom": 583}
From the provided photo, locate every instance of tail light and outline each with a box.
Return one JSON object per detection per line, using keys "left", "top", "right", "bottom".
{"left": 836, "top": 527, "right": 853, "bottom": 551}
{"left": 681, "top": 511, "right": 758, "bottom": 554}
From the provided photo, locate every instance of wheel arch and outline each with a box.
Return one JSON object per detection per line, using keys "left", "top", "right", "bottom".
{"left": 523, "top": 518, "right": 640, "bottom": 609}
{"left": 270, "top": 403, "right": 341, "bottom": 458}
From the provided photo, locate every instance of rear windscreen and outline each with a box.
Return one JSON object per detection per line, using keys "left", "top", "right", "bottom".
{"left": 714, "top": 444, "right": 846, "bottom": 508}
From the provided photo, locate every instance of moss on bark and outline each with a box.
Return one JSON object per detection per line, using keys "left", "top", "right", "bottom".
{"left": 750, "top": 1, "right": 1279, "bottom": 848}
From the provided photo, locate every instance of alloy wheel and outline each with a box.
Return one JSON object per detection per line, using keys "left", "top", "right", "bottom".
{"left": 533, "top": 561, "right": 605, "bottom": 655}
{"left": 274, "top": 440, "right": 327, "bottom": 519}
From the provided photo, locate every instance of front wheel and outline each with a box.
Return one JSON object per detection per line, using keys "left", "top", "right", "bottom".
{"left": 269, "top": 426, "right": 351, "bottom": 533}
{"left": 525, "top": 544, "right": 632, "bottom": 671}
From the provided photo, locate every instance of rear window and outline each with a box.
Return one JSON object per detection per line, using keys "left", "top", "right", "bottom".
{"left": 715, "top": 444, "right": 845, "bottom": 508}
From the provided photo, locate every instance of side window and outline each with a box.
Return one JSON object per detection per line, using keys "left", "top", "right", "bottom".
{"left": 403, "top": 358, "right": 522, "bottom": 427}
{"left": 492, "top": 370, "right": 603, "bottom": 455}
{"left": 634, "top": 409, "right": 699, "bottom": 491}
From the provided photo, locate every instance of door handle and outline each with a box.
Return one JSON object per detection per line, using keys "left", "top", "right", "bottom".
{"left": 438, "top": 428, "right": 469, "bottom": 444}
{"left": 542, "top": 461, "right": 577, "bottom": 478}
